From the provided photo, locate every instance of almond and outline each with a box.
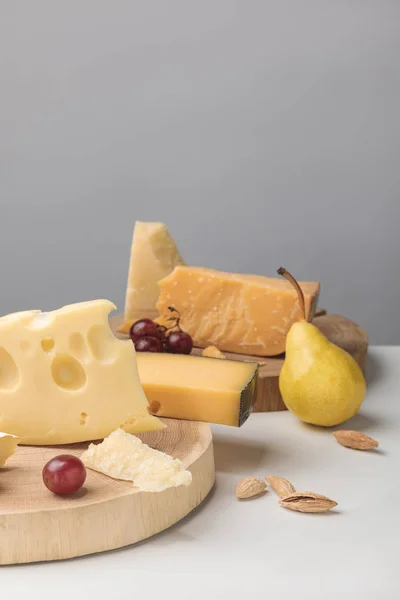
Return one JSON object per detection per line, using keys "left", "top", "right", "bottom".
{"left": 266, "top": 475, "right": 296, "bottom": 498}
{"left": 279, "top": 491, "right": 337, "bottom": 513}
{"left": 235, "top": 477, "right": 267, "bottom": 499}
{"left": 333, "top": 430, "right": 379, "bottom": 451}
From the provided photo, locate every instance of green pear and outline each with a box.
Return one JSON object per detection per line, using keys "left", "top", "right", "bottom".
{"left": 278, "top": 268, "right": 366, "bottom": 427}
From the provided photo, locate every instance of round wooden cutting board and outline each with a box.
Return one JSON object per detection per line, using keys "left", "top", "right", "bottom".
{"left": 0, "top": 419, "right": 215, "bottom": 565}
{"left": 111, "top": 310, "right": 368, "bottom": 414}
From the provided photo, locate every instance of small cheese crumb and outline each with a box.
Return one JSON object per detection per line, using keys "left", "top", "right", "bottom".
{"left": 202, "top": 346, "right": 226, "bottom": 360}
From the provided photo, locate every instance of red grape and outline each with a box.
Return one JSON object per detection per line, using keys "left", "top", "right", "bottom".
{"left": 165, "top": 331, "right": 193, "bottom": 355}
{"left": 135, "top": 336, "right": 163, "bottom": 353}
{"left": 129, "top": 319, "right": 163, "bottom": 342}
{"left": 43, "top": 455, "right": 86, "bottom": 495}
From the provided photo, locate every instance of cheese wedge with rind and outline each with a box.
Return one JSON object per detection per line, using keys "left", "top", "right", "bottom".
{"left": 0, "top": 300, "right": 164, "bottom": 445}
{"left": 81, "top": 428, "right": 192, "bottom": 492}
{"left": 137, "top": 353, "right": 259, "bottom": 427}
{"left": 156, "top": 266, "right": 320, "bottom": 356}
{"left": 123, "top": 221, "right": 185, "bottom": 323}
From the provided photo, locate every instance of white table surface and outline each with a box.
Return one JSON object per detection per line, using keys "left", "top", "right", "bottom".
{"left": 2, "top": 347, "right": 399, "bottom": 600}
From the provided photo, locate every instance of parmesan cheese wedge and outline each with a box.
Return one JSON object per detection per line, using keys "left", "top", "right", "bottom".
{"left": 123, "top": 221, "right": 185, "bottom": 324}
{"left": 156, "top": 266, "right": 320, "bottom": 356}
{"left": 81, "top": 428, "right": 192, "bottom": 492}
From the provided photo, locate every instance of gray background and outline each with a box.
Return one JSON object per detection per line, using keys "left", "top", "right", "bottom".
{"left": 1, "top": 1, "right": 399, "bottom": 344}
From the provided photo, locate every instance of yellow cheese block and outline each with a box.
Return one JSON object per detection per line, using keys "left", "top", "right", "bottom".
{"left": 123, "top": 221, "right": 185, "bottom": 323}
{"left": 0, "top": 300, "right": 164, "bottom": 445}
{"left": 156, "top": 266, "right": 320, "bottom": 356}
{"left": 136, "top": 353, "right": 259, "bottom": 427}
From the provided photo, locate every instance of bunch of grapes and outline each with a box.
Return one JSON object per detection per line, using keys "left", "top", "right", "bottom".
{"left": 129, "top": 307, "right": 193, "bottom": 355}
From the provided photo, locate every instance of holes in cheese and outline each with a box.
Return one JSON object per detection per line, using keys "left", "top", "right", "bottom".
{"left": 20, "top": 340, "right": 32, "bottom": 354}
{"left": 51, "top": 354, "right": 87, "bottom": 391}
{"left": 41, "top": 337, "right": 55, "bottom": 352}
{"left": 0, "top": 299, "right": 164, "bottom": 445}
{"left": 136, "top": 353, "right": 259, "bottom": 427}
{"left": 0, "top": 347, "right": 20, "bottom": 391}
{"left": 87, "top": 324, "right": 116, "bottom": 362}
{"left": 156, "top": 266, "right": 320, "bottom": 357}
{"left": 68, "top": 332, "right": 89, "bottom": 362}
{"left": 149, "top": 400, "right": 161, "bottom": 414}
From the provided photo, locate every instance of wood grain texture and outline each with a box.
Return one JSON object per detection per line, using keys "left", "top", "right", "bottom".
{"left": 110, "top": 311, "right": 368, "bottom": 414}
{"left": 0, "top": 419, "right": 215, "bottom": 565}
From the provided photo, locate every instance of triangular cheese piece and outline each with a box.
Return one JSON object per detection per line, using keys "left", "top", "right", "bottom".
{"left": 122, "top": 221, "right": 185, "bottom": 328}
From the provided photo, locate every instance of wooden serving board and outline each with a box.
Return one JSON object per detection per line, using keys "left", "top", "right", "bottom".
{"left": 111, "top": 310, "right": 368, "bottom": 414}
{"left": 0, "top": 419, "right": 215, "bottom": 565}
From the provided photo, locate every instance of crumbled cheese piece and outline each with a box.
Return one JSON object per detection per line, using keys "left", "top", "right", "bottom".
{"left": 81, "top": 428, "right": 192, "bottom": 492}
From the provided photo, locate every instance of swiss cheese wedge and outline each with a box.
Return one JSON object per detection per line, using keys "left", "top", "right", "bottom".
{"left": 123, "top": 221, "right": 185, "bottom": 326}
{"left": 136, "top": 353, "right": 258, "bottom": 427}
{"left": 0, "top": 300, "right": 164, "bottom": 445}
{"left": 156, "top": 266, "right": 320, "bottom": 356}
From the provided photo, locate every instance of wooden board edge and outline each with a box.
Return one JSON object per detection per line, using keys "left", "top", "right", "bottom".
{"left": 0, "top": 428, "right": 215, "bottom": 565}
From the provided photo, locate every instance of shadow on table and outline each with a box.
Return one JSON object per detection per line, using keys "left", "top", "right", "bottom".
{"left": 364, "top": 351, "right": 386, "bottom": 389}
{"left": 342, "top": 412, "right": 383, "bottom": 433}
{"left": 212, "top": 435, "right": 291, "bottom": 474}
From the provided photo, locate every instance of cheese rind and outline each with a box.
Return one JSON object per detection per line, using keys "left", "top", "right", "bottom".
{"left": 123, "top": 221, "right": 185, "bottom": 323}
{"left": 0, "top": 432, "right": 20, "bottom": 467}
{"left": 0, "top": 300, "right": 164, "bottom": 445}
{"left": 156, "top": 266, "right": 320, "bottom": 356}
{"left": 137, "top": 353, "right": 258, "bottom": 427}
{"left": 81, "top": 428, "right": 192, "bottom": 492}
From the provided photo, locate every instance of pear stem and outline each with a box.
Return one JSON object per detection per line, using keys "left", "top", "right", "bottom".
{"left": 277, "top": 267, "right": 308, "bottom": 322}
